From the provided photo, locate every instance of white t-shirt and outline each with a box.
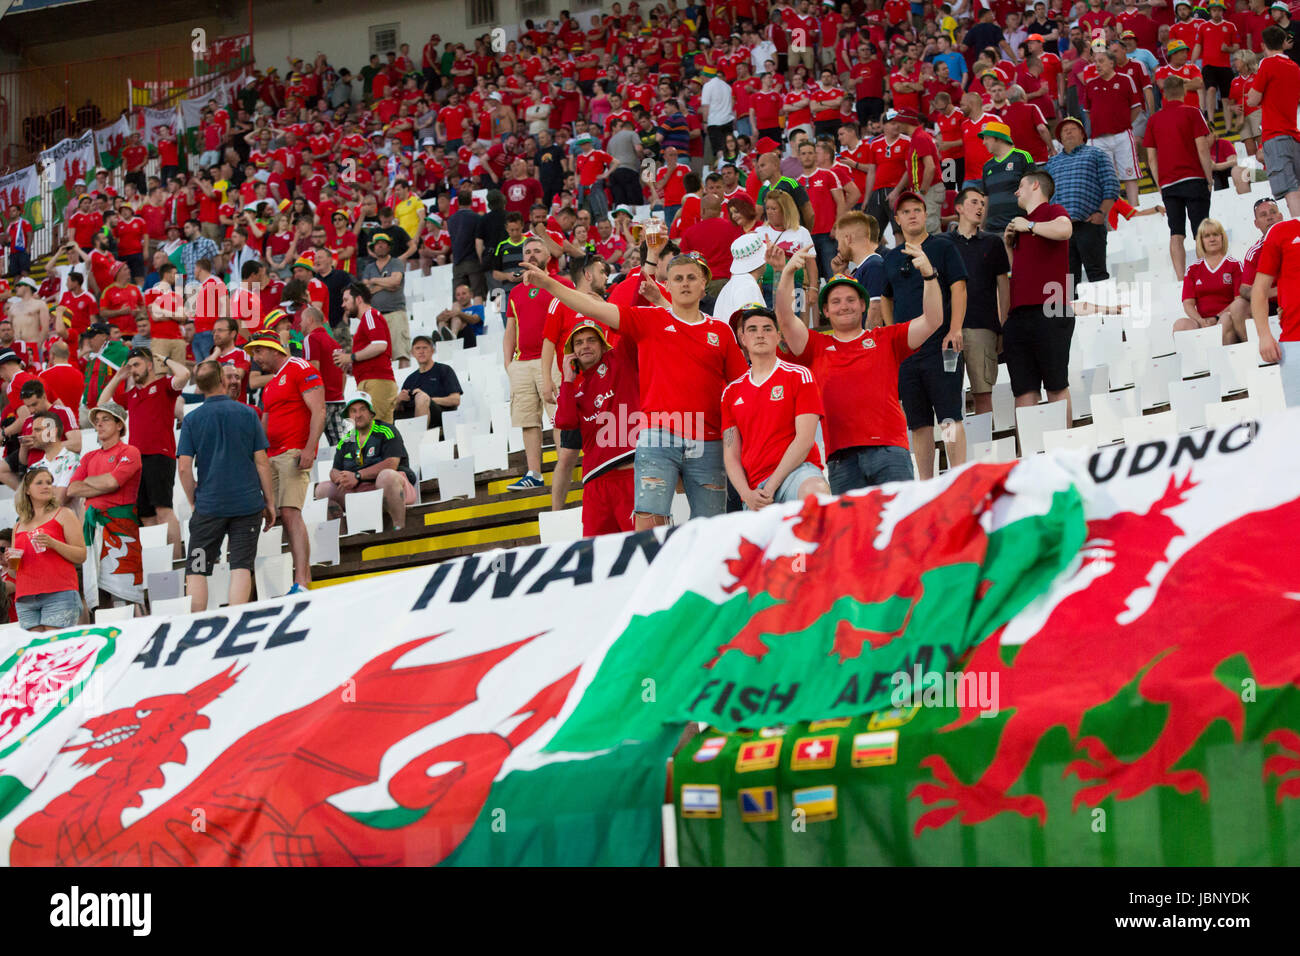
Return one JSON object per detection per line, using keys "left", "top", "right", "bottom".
{"left": 755, "top": 223, "right": 815, "bottom": 258}
{"left": 712, "top": 273, "right": 766, "bottom": 332}
{"left": 701, "top": 77, "right": 736, "bottom": 128}
{"left": 34, "top": 447, "right": 80, "bottom": 488}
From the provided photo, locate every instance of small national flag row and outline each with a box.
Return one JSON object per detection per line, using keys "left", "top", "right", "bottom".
{"left": 678, "top": 708, "right": 921, "bottom": 826}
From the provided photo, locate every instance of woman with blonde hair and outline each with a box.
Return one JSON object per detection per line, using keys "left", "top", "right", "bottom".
{"left": 5, "top": 467, "right": 86, "bottom": 631}
{"left": 1175, "top": 218, "right": 1244, "bottom": 342}
{"left": 756, "top": 190, "right": 818, "bottom": 322}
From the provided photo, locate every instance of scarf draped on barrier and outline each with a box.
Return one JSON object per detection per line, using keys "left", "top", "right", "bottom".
{"left": 81, "top": 504, "right": 143, "bottom": 609}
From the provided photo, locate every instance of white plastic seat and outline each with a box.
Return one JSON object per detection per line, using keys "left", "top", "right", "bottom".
{"left": 1121, "top": 410, "right": 1177, "bottom": 445}
{"left": 343, "top": 488, "right": 384, "bottom": 536}
{"left": 94, "top": 604, "right": 136, "bottom": 623}
{"left": 149, "top": 596, "right": 196, "bottom": 618}
{"left": 1092, "top": 388, "right": 1142, "bottom": 444}
{"left": 138, "top": 524, "right": 170, "bottom": 551}
{"left": 256, "top": 525, "right": 285, "bottom": 557}
{"left": 538, "top": 508, "right": 584, "bottom": 544}
{"left": 254, "top": 552, "right": 294, "bottom": 600}
{"left": 1014, "top": 400, "right": 1068, "bottom": 457}
{"left": 436, "top": 457, "right": 476, "bottom": 501}
{"left": 1042, "top": 423, "right": 1098, "bottom": 455}
{"left": 1167, "top": 376, "right": 1221, "bottom": 432}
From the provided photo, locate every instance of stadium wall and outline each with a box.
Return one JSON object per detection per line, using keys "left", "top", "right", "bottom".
{"left": 251, "top": 0, "right": 613, "bottom": 77}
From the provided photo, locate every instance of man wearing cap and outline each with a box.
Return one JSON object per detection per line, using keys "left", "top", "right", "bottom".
{"left": 1269, "top": 1, "right": 1300, "bottom": 65}
{"left": 553, "top": 318, "right": 640, "bottom": 536}
{"left": 396, "top": 334, "right": 462, "bottom": 434}
{"left": 699, "top": 64, "right": 737, "bottom": 161}
{"left": 882, "top": 190, "right": 969, "bottom": 481}
{"left": 362, "top": 233, "right": 412, "bottom": 370}
{"left": 1145, "top": 75, "right": 1215, "bottom": 278}
{"left": 98, "top": 344, "right": 190, "bottom": 557}
{"left": 78, "top": 322, "right": 126, "bottom": 424}
{"left": 1196, "top": 1, "right": 1239, "bottom": 120}
{"left": 980, "top": 120, "right": 1038, "bottom": 233}
{"left": 315, "top": 391, "right": 418, "bottom": 532}
{"left": 177, "top": 359, "right": 275, "bottom": 611}
{"left": 771, "top": 242, "right": 944, "bottom": 491}
{"left": 7, "top": 277, "right": 50, "bottom": 352}
{"left": 247, "top": 330, "right": 324, "bottom": 594}
{"left": 1045, "top": 116, "right": 1120, "bottom": 286}
{"left": 0, "top": 348, "right": 36, "bottom": 456}
{"left": 1247, "top": 25, "right": 1300, "bottom": 217}
{"left": 1156, "top": 40, "right": 1205, "bottom": 112}
{"left": 713, "top": 235, "right": 770, "bottom": 337}
{"left": 722, "top": 303, "right": 830, "bottom": 510}
{"left": 97, "top": 263, "right": 146, "bottom": 340}
{"left": 67, "top": 400, "right": 144, "bottom": 610}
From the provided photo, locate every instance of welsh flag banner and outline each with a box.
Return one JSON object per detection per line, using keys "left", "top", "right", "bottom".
{"left": 0, "top": 533, "right": 678, "bottom": 866}
{"left": 95, "top": 115, "right": 132, "bottom": 170}
{"left": 39, "top": 131, "right": 94, "bottom": 218}
{"left": 0, "top": 166, "right": 43, "bottom": 230}
{"left": 140, "top": 107, "right": 176, "bottom": 156}
{"left": 548, "top": 456, "right": 1087, "bottom": 752}
{"left": 675, "top": 411, "right": 1300, "bottom": 865}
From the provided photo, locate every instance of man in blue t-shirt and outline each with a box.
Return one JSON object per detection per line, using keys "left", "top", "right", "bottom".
{"left": 177, "top": 359, "right": 275, "bottom": 611}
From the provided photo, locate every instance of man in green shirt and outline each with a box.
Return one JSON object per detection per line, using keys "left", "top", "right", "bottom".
{"left": 980, "top": 121, "right": 1037, "bottom": 233}
{"left": 315, "top": 391, "right": 418, "bottom": 531}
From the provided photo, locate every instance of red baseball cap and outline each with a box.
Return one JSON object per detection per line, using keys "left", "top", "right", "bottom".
{"left": 755, "top": 136, "right": 781, "bottom": 154}
{"left": 894, "top": 190, "right": 926, "bottom": 214}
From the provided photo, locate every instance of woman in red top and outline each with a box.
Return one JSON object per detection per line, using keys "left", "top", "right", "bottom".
{"left": 266, "top": 213, "right": 296, "bottom": 277}
{"left": 7, "top": 467, "right": 86, "bottom": 631}
{"left": 1175, "top": 219, "right": 1243, "bottom": 336}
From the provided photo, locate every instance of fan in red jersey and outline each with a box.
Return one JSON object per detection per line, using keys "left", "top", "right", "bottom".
{"left": 722, "top": 304, "right": 830, "bottom": 509}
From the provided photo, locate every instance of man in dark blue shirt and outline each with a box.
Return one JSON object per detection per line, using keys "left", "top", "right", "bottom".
{"left": 177, "top": 359, "right": 275, "bottom": 611}
{"left": 881, "top": 191, "right": 968, "bottom": 481}
{"left": 396, "top": 335, "right": 463, "bottom": 429}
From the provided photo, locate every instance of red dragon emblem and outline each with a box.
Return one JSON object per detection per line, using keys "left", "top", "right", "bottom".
{"left": 0, "top": 645, "right": 97, "bottom": 739}
{"left": 11, "top": 633, "right": 576, "bottom": 866}
{"left": 910, "top": 474, "right": 1300, "bottom": 830}
{"left": 709, "top": 463, "right": 1018, "bottom": 667}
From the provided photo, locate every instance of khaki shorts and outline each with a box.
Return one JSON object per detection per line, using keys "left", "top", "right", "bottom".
{"left": 151, "top": 337, "right": 188, "bottom": 370}
{"left": 963, "top": 328, "right": 1000, "bottom": 394}
{"left": 360, "top": 377, "right": 398, "bottom": 423}
{"left": 384, "top": 309, "right": 411, "bottom": 360}
{"left": 922, "top": 182, "right": 946, "bottom": 236}
{"left": 508, "top": 358, "right": 555, "bottom": 428}
{"left": 271, "top": 448, "right": 312, "bottom": 511}
{"left": 1243, "top": 110, "right": 1262, "bottom": 141}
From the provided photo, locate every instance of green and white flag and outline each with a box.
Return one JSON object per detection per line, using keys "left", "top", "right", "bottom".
{"left": 39, "top": 130, "right": 95, "bottom": 217}
{"left": 549, "top": 456, "right": 1086, "bottom": 753}
{"left": 141, "top": 107, "right": 176, "bottom": 155}
{"left": 0, "top": 165, "right": 43, "bottom": 230}
{"left": 95, "top": 115, "right": 132, "bottom": 170}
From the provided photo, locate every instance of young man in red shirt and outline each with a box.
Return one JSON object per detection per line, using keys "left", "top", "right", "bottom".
{"left": 774, "top": 246, "right": 942, "bottom": 492}
{"left": 722, "top": 305, "right": 830, "bottom": 509}
{"left": 246, "top": 331, "right": 324, "bottom": 594}
{"left": 553, "top": 319, "right": 640, "bottom": 536}
{"left": 301, "top": 305, "right": 347, "bottom": 445}
{"left": 1144, "top": 75, "right": 1214, "bottom": 279}
{"left": 1247, "top": 25, "right": 1300, "bottom": 217}
{"left": 1082, "top": 50, "right": 1145, "bottom": 207}
{"left": 1196, "top": 0, "right": 1240, "bottom": 121}
{"left": 98, "top": 263, "right": 145, "bottom": 334}
{"left": 190, "top": 257, "right": 228, "bottom": 363}
{"left": 56, "top": 270, "right": 97, "bottom": 345}
{"left": 99, "top": 346, "right": 190, "bottom": 558}
{"left": 1250, "top": 208, "right": 1300, "bottom": 405}
{"left": 66, "top": 195, "right": 102, "bottom": 253}
{"left": 523, "top": 238, "right": 748, "bottom": 528}
{"left": 212, "top": 317, "right": 252, "bottom": 406}
{"left": 503, "top": 238, "right": 573, "bottom": 491}
{"left": 1002, "top": 170, "right": 1075, "bottom": 418}
{"left": 797, "top": 138, "right": 845, "bottom": 286}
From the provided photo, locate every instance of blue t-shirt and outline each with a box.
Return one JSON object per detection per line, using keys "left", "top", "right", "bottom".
{"left": 933, "top": 51, "right": 966, "bottom": 82}
{"left": 854, "top": 252, "right": 885, "bottom": 304}
{"left": 177, "top": 395, "right": 270, "bottom": 517}
{"left": 881, "top": 236, "right": 968, "bottom": 354}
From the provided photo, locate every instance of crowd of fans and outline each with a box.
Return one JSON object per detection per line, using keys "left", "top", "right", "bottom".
{"left": 0, "top": 0, "right": 1299, "bottom": 623}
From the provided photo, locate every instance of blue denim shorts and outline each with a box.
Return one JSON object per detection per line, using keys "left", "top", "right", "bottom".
{"left": 769, "top": 462, "right": 827, "bottom": 504}
{"left": 15, "top": 589, "right": 83, "bottom": 630}
{"left": 826, "top": 445, "right": 915, "bottom": 494}
{"left": 633, "top": 428, "right": 726, "bottom": 520}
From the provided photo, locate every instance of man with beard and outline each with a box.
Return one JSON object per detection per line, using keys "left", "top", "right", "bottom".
{"left": 98, "top": 345, "right": 191, "bottom": 557}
